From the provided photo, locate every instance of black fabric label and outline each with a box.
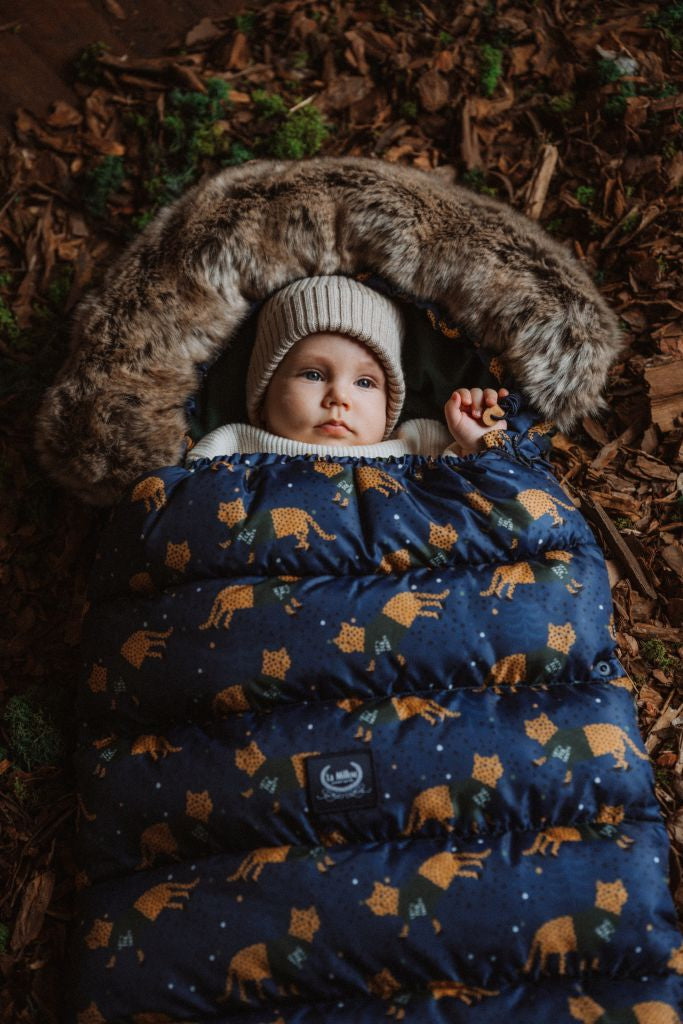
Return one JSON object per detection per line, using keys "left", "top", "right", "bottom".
{"left": 306, "top": 749, "right": 377, "bottom": 815}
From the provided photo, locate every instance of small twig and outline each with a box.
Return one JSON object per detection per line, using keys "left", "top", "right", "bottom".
{"left": 288, "top": 94, "right": 315, "bottom": 114}
{"left": 524, "top": 143, "right": 558, "bottom": 220}
{"left": 581, "top": 494, "right": 658, "bottom": 600}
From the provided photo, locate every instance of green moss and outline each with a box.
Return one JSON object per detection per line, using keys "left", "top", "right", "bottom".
{"left": 0, "top": 923, "right": 9, "bottom": 954}
{"left": 83, "top": 156, "right": 125, "bottom": 218}
{"left": 548, "top": 91, "right": 575, "bottom": 113}
{"left": 234, "top": 12, "right": 257, "bottom": 33}
{"left": 3, "top": 688, "right": 66, "bottom": 771}
{"left": 604, "top": 79, "right": 637, "bottom": 118}
{"left": 641, "top": 639, "right": 680, "bottom": 672}
{"left": 0, "top": 272, "right": 19, "bottom": 344}
{"left": 129, "top": 77, "right": 232, "bottom": 220}
{"left": 292, "top": 50, "right": 309, "bottom": 69}
{"left": 613, "top": 516, "right": 634, "bottom": 530}
{"left": 461, "top": 168, "right": 498, "bottom": 196}
{"left": 399, "top": 100, "right": 418, "bottom": 120}
{"left": 653, "top": 2, "right": 683, "bottom": 27}
{"left": 647, "top": 3, "right": 683, "bottom": 47}
{"left": 439, "top": 30, "right": 454, "bottom": 45}
{"left": 479, "top": 44, "right": 503, "bottom": 97}
{"left": 597, "top": 58, "right": 624, "bottom": 84}
{"left": 252, "top": 89, "right": 288, "bottom": 118}
{"left": 45, "top": 265, "right": 74, "bottom": 309}
{"left": 267, "top": 105, "right": 329, "bottom": 160}
{"left": 70, "top": 42, "right": 109, "bottom": 85}
{"left": 545, "top": 217, "right": 565, "bottom": 235}
{"left": 224, "top": 142, "right": 255, "bottom": 166}
{"left": 620, "top": 211, "right": 640, "bottom": 234}
{"left": 0, "top": 296, "right": 19, "bottom": 342}
{"left": 575, "top": 185, "right": 596, "bottom": 206}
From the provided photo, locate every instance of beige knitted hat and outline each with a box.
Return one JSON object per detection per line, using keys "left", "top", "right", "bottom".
{"left": 247, "top": 276, "right": 405, "bottom": 438}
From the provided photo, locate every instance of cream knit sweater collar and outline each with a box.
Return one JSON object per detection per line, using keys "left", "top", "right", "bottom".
{"left": 187, "top": 418, "right": 453, "bottom": 463}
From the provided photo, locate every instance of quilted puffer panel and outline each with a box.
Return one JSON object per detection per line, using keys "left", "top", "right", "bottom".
{"left": 70, "top": 447, "right": 683, "bottom": 1023}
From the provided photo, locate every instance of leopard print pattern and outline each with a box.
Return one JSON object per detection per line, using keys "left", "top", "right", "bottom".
{"left": 547, "top": 622, "right": 576, "bottom": 654}
{"left": 164, "top": 540, "right": 191, "bottom": 572}
{"left": 133, "top": 878, "right": 200, "bottom": 922}
{"left": 234, "top": 741, "right": 267, "bottom": 777}
{"left": 261, "top": 646, "right": 291, "bottom": 681}
{"left": 199, "top": 585, "right": 255, "bottom": 630}
{"left": 120, "top": 627, "right": 173, "bottom": 669}
{"left": 270, "top": 508, "right": 336, "bottom": 549}
{"left": 381, "top": 589, "right": 450, "bottom": 628}
{"left": 428, "top": 522, "right": 458, "bottom": 550}
{"left": 472, "top": 753, "right": 504, "bottom": 786}
{"left": 355, "top": 466, "right": 405, "bottom": 497}
{"left": 87, "top": 664, "right": 107, "bottom": 692}
{"left": 481, "top": 562, "right": 535, "bottom": 599}
{"left": 418, "top": 849, "right": 491, "bottom": 888}
{"left": 516, "top": 488, "right": 576, "bottom": 526}
{"left": 131, "top": 475, "right": 167, "bottom": 512}
{"left": 186, "top": 789, "right": 213, "bottom": 823}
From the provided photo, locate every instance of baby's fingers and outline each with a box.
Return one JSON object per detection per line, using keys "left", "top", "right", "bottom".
{"left": 483, "top": 388, "right": 500, "bottom": 406}
{"left": 456, "top": 387, "right": 472, "bottom": 407}
{"left": 469, "top": 388, "right": 484, "bottom": 417}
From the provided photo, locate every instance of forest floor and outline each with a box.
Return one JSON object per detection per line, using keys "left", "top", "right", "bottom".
{"left": 0, "top": 2, "right": 682, "bottom": 1020}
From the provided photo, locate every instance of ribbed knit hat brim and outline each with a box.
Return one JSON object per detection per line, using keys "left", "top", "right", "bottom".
{"left": 247, "top": 276, "right": 405, "bottom": 438}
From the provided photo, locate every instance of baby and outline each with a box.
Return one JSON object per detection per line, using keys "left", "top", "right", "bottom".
{"left": 187, "top": 276, "right": 508, "bottom": 463}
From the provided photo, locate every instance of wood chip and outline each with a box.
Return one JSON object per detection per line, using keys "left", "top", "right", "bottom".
{"left": 10, "top": 871, "right": 55, "bottom": 951}
{"left": 645, "top": 702, "right": 679, "bottom": 754}
{"left": 104, "top": 0, "right": 126, "bottom": 18}
{"left": 662, "top": 543, "right": 683, "bottom": 578}
{"left": 631, "top": 623, "right": 683, "bottom": 641}
{"left": 185, "top": 17, "right": 224, "bottom": 47}
{"left": 581, "top": 495, "right": 658, "bottom": 599}
{"left": 460, "top": 97, "right": 481, "bottom": 170}
{"left": 417, "top": 69, "right": 449, "bottom": 113}
{"left": 524, "top": 143, "right": 558, "bottom": 220}
{"left": 321, "top": 75, "right": 372, "bottom": 112}
{"left": 645, "top": 359, "right": 683, "bottom": 432}
{"left": 227, "top": 31, "right": 250, "bottom": 71}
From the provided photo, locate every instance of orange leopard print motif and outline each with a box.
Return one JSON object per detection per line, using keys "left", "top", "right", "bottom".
{"left": 524, "top": 879, "right": 628, "bottom": 975}
{"left": 131, "top": 475, "right": 167, "bottom": 512}
{"left": 364, "top": 849, "right": 491, "bottom": 937}
{"left": 120, "top": 627, "right": 173, "bottom": 670}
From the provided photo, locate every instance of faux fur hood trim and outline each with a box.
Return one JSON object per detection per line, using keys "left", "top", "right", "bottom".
{"left": 36, "top": 157, "right": 621, "bottom": 505}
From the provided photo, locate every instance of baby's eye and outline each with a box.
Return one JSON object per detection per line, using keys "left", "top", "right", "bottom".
{"left": 356, "top": 377, "right": 376, "bottom": 389}
{"left": 302, "top": 370, "right": 323, "bottom": 381}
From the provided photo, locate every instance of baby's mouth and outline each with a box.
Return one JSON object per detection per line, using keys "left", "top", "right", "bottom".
{"left": 318, "top": 420, "right": 351, "bottom": 435}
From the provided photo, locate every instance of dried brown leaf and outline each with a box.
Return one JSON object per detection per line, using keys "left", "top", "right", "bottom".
{"left": 185, "top": 17, "right": 224, "bottom": 47}
{"left": 509, "top": 44, "right": 536, "bottom": 76}
{"left": 227, "top": 32, "right": 250, "bottom": 71}
{"left": 662, "top": 543, "right": 683, "bottom": 579}
{"left": 104, "top": 0, "right": 126, "bottom": 18}
{"left": 10, "top": 871, "right": 55, "bottom": 951}
{"left": 416, "top": 69, "right": 449, "bottom": 113}
{"left": 46, "top": 101, "right": 83, "bottom": 129}
{"left": 320, "top": 75, "right": 373, "bottom": 112}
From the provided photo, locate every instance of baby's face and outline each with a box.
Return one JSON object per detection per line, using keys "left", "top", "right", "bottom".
{"left": 262, "top": 332, "right": 387, "bottom": 446}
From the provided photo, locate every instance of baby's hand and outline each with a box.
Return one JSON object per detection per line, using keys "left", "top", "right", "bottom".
{"left": 444, "top": 387, "right": 509, "bottom": 455}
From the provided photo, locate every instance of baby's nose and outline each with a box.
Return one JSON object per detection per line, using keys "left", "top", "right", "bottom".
{"left": 326, "top": 382, "right": 349, "bottom": 407}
